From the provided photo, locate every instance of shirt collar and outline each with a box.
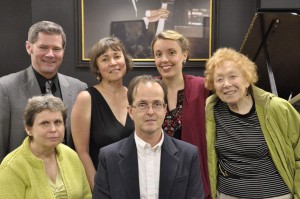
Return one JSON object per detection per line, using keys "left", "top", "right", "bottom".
{"left": 135, "top": 130, "right": 164, "bottom": 155}
{"left": 32, "top": 66, "right": 58, "bottom": 93}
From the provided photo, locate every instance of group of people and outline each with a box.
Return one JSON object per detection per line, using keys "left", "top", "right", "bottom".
{"left": 0, "top": 20, "right": 299, "bottom": 199}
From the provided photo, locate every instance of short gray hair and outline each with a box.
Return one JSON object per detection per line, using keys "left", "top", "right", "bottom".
{"left": 23, "top": 95, "right": 67, "bottom": 127}
{"left": 28, "top": 21, "right": 66, "bottom": 49}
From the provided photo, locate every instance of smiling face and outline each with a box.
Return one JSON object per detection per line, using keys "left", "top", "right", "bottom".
{"left": 25, "top": 110, "right": 65, "bottom": 152}
{"left": 214, "top": 60, "right": 250, "bottom": 106}
{"left": 26, "top": 32, "right": 64, "bottom": 79}
{"left": 128, "top": 82, "right": 167, "bottom": 139}
{"left": 153, "top": 39, "right": 187, "bottom": 79}
{"left": 96, "top": 48, "right": 127, "bottom": 82}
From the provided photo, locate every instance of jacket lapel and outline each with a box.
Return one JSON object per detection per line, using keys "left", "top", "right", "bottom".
{"left": 159, "top": 134, "right": 179, "bottom": 199}
{"left": 22, "top": 66, "right": 42, "bottom": 98}
{"left": 58, "top": 74, "right": 72, "bottom": 103}
{"left": 119, "top": 134, "right": 140, "bottom": 199}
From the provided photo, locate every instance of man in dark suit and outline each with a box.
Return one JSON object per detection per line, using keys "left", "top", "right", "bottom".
{"left": 0, "top": 21, "right": 87, "bottom": 162}
{"left": 93, "top": 75, "right": 204, "bottom": 199}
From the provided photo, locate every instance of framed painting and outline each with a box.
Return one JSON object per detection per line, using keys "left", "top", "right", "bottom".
{"left": 77, "top": 0, "right": 213, "bottom": 66}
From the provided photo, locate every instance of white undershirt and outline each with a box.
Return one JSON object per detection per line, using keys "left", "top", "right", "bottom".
{"left": 134, "top": 131, "right": 164, "bottom": 199}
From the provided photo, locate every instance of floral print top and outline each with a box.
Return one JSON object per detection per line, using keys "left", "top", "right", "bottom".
{"left": 162, "top": 89, "right": 184, "bottom": 139}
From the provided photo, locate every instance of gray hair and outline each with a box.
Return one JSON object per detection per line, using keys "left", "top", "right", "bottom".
{"left": 23, "top": 95, "right": 67, "bottom": 127}
{"left": 28, "top": 21, "right": 66, "bottom": 49}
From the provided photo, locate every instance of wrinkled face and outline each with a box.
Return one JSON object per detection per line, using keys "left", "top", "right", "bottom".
{"left": 214, "top": 61, "right": 250, "bottom": 106}
{"left": 26, "top": 32, "right": 64, "bottom": 79}
{"left": 96, "top": 48, "right": 127, "bottom": 82}
{"left": 25, "top": 110, "right": 65, "bottom": 151}
{"left": 153, "top": 39, "right": 187, "bottom": 79}
{"left": 128, "top": 82, "right": 167, "bottom": 138}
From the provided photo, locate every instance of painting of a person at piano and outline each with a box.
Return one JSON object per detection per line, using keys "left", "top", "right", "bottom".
{"left": 204, "top": 47, "right": 300, "bottom": 199}
{"left": 133, "top": 0, "right": 209, "bottom": 35}
{"left": 116, "top": 0, "right": 210, "bottom": 59}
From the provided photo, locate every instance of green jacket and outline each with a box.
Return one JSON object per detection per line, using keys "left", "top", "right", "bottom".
{"left": 205, "top": 85, "right": 300, "bottom": 199}
{"left": 0, "top": 137, "right": 92, "bottom": 199}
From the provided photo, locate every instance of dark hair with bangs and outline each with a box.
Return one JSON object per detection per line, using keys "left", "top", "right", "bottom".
{"left": 89, "top": 36, "right": 133, "bottom": 82}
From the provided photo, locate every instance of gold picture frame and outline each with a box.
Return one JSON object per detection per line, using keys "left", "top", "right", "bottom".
{"left": 77, "top": 0, "right": 213, "bottom": 66}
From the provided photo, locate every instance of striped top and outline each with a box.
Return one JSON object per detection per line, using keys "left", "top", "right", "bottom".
{"left": 214, "top": 100, "right": 289, "bottom": 198}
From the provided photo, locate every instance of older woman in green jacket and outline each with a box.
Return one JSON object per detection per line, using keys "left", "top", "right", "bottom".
{"left": 204, "top": 47, "right": 300, "bottom": 199}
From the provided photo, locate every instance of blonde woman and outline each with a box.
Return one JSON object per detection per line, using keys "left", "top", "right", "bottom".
{"left": 152, "top": 30, "right": 210, "bottom": 198}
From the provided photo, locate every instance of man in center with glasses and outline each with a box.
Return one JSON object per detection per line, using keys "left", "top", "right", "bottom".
{"left": 92, "top": 75, "right": 204, "bottom": 199}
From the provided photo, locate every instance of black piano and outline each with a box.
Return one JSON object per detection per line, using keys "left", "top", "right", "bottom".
{"left": 240, "top": 8, "right": 300, "bottom": 111}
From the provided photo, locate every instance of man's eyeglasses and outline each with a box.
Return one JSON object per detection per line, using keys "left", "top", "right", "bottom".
{"left": 131, "top": 102, "right": 166, "bottom": 111}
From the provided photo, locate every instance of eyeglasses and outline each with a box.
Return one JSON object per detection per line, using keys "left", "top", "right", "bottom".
{"left": 131, "top": 102, "right": 166, "bottom": 112}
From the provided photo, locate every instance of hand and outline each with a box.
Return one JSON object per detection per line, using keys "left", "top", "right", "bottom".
{"left": 147, "top": 8, "right": 169, "bottom": 22}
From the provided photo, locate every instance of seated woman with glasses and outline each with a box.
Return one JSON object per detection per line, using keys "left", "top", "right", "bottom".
{"left": 0, "top": 95, "right": 91, "bottom": 199}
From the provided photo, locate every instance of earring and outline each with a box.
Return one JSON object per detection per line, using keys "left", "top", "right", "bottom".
{"left": 96, "top": 72, "right": 101, "bottom": 81}
{"left": 246, "top": 87, "right": 249, "bottom": 96}
{"left": 182, "top": 60, "right": 186, "bottom": 65}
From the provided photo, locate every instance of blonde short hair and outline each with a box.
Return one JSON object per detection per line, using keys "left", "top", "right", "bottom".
{"left": 151, "top": 30, "right": 190, "bottom": 54}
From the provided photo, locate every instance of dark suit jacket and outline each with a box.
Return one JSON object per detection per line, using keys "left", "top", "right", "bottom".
{"left": 93, "top": 132, "right": 204, "bottom": 199}
{"left": 0, "top": 66, "right": 87, "bottom": 162}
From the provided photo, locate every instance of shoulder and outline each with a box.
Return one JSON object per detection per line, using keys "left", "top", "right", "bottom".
{"left": 164, "top": 136, "right": 200, "bottom": 165}
{"left": 1, "top": 146, "right": 24, "bottom": 168}
{"left": 100, "top": 135, "right": 133, "bottom": 157}
{"left": 253, "top": 85, "right": 293, "bottom": 111}
{"left": 165, "top": 135, "right": 198, "bottom": 154}
{"left": 56, "top": 145, "right": 89, "bottom": 178}
{"left": 0, "top": 144, "right": 34, "bottom": 180}
{"left": 101, "top": 137, "right": 128, "bottom": 152}
{"left": 57, "top": 144, "right": 78, "bottom": 155}
{"left": 253, "top": 86, "right": 299, "bottom": 123}
{"left": 0, "top": 69, "right": 26, "bottom": 85}
{"left": 57, "top": 73, "right": 87, "bottom": 87}
{"left": 183, "top": 74, "right": 206, "bottom": 92}
{"left": 206, "top": 94, "right": 218, "bottom": 105}
{"left": 57, "top": 144, "right": 81, "bottom": 163}
{"left": 269, "top": 96, "right": 298, "bottom": 116}
{"left": 183, "top": 74, "right": 208, "bottom": 100}
{"left": 183, "top": 74, "right": 205, "bottom": 85}
{"left": 75, "top": 90, "right": 92, "bottom": 103}
{"left": 173, "top": 137, "right": 197, "bottom": 150}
